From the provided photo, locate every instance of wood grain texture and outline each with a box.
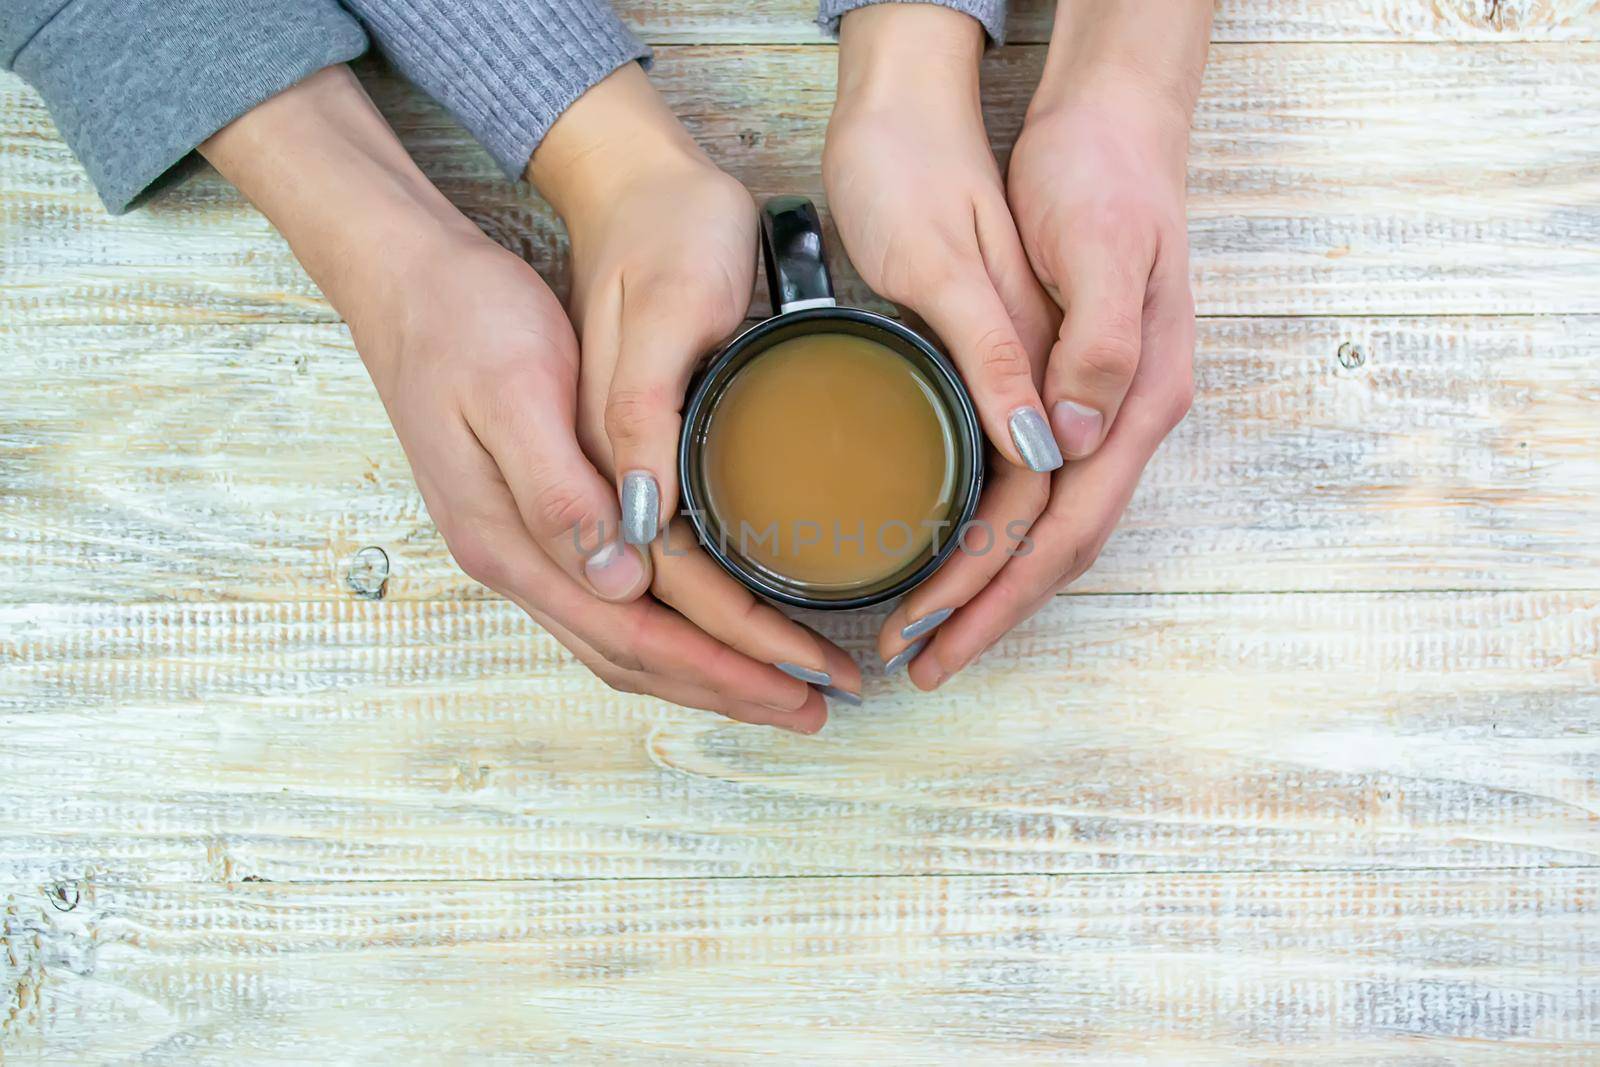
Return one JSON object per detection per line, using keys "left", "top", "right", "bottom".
{"left": 4, "top": 870, "right": 1598, "bottom": 1062}
{"left": 620, "top": 0, "right": 1600, "bottom": 43}
{"left": 6, "top": 14, "right": 1600, "bottom": 1061}
{"left": 3, "top": 592, "right": 1596, "bottom": 885}
{"left": 5, "top": 43, "right": 1599, "bottom": 326}
{"left": 4, "top": 315, "right": 1596, "bottom": 604}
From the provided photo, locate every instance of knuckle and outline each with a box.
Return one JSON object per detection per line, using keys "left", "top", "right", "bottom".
{"left": 604, "top": 387, "right": 670, "bottom": 450}
{"left": 920, "top": 245, "right": 975, "bottom": 295}
{"left": 529, "top": 480, "right": 596, "bottom": 540}
{"left": 974, "top": 329, "right": 1033, "bottom": 383}
{"left": 1075, "top": 333, "right": 1141, "bottom": 384}
{"left": 599, "top": 668, "right": 645, "bottom": 697}
{"left": 648, "top": 555, "right": 685, "bottom": 603}
{"left": 474, "top": 363, "right": 568, "bottom": 434}
{"left": 448, "top": 531, "right": 506, "bottom": 590}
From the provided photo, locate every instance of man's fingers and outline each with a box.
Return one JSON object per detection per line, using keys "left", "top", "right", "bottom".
{"left": 919, "top": 260, "right": 1060, "bottom": 475}
{"left": 904, "top": 440, "right": 1144, "bottom": 691}
{"left": 653, "top": 519, "right": 863, "bottom": 703}
{"left": 1043, "top": 236, "right": 1155, "bottom": 460}
{"left": 432, "top": 421, "right": 808, "bottom": 711}
{"left": 537, "top": 612, "right": 829, "bottom": 734}
{"left": 471, "top": 364, "right": 650, "bottom": 603}
{"left": 480, "top": 511, "right": 814, "bottom": 713}
{"left": 608, "top": 283, "right": 743, "bottom": 546}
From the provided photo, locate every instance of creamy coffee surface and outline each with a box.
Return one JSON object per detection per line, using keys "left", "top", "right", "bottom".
{"left": 703, "top": 332, "right": 956, "bottom": 588}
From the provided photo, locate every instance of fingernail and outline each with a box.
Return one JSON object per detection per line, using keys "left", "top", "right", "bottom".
{"left": 819, "top": 685, "right": 862, "bottom": 707}
{"left": 777, "top": 662, "right": 831, "bottom": 687}
{"left": 1052, "top": 400, "right": 1104, "bottom": 458}
{"left": 583, "top": 540, "right": 645, "bottom": 599}
{"left": 882, "top": 637, "right": 927, "bottom": 675}
{"left": 1008, "top": 407, "right": 1064, "bottom": 473}
{"left": 900, "top": 607, "right": 952, "bottom": 642}
{"left": 621, "top": 471, "right": 659, "bottom": 545}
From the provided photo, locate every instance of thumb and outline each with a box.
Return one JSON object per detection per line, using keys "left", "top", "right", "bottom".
{"left": 1042, "top": 234, "right": 1154, "bottom": 460}
{"left": 607, "top": 287, "right": 728, "bottom": 544}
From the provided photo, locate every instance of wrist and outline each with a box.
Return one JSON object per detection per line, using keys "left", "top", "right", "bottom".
{"left": 1030, "top": 1, "right": 1210, "bottom": 125}
{"left": 530, "top": 63, "right": 711, "bottom": 230}
{"left": 200, "top": 67, "right": 479, "bottom": 318}
{"left": 836, "top": 4, "right": 983, "bottom": 111}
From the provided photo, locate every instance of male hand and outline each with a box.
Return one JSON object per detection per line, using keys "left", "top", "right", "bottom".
{"left": 206, "top": 66, "right": 839, "bottom": 729}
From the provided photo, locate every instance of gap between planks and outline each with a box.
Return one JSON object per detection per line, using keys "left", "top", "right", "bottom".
{"left": 38, "top": 863, "right": 1595, "bottom": 891}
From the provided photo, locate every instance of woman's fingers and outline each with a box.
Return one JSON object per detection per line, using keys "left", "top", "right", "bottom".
{"left": 874, "top": 198, "right": 1056, "bottom": 671}
{"left": 423, "top": 423, "right": 815, "bottom": 713}
{"left": 918, "top": 251, "right": 1061, "bottom": 475}
{"left": 875, "top": 454, "right": 1049, "bottom": 667}
{"left": 468, "top": 356, "right": 650, "bottom": 603}
{"left": 653, "top": 518, "right": 864, "bottom": 703}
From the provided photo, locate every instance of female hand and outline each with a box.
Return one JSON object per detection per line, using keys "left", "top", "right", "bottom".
{"left": 533, "top": 64, "right": 861, "bottom": 722}
{"left": 822, "top": 4, "right": 1065, "bottom": 476}
{"left": 875, "top": 3, "right": 1212, "bottom": 688}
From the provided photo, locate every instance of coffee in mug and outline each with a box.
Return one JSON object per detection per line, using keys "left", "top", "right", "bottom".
{"left": 679, "top": 196, "right": 983, "bottom": 610}
{"left": 701, "top": 331, "right": 958, "bottom": 588}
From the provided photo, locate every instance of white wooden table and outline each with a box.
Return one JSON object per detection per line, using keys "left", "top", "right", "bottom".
{"left": 3, "top": 1, "right": 1599, "bottom": 1061}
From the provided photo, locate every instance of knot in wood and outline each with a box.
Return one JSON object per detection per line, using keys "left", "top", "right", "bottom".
{"left": 346, "top": 546, "right": 391, "bottom": 600}
{"left": 1337, "top": 341, "right": 1366, "bottom": 370}
{"left": 48, "top": 882, "right": 80, "bottom": 912}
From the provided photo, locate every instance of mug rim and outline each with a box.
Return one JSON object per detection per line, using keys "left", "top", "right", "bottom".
{"left": 678, "top": 305, "right": 985, "bottom": 611}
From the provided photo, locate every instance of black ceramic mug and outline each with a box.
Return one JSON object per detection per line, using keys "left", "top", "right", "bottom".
{"left": 678, "top": 196, "right": 983, "bottom": 610}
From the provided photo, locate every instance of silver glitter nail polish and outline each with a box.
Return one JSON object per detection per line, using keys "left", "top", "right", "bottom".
{"left": 882, "top": 637, "right": 928, "bottom": 675}
{"left": 777, "top": 662, "right": 831, "bottom": 687}
{"left": 621, "top": 471, "right": 659, "bottom": 545}
{"left": 1008, "top": 407, "right": 1064, "bottom": 473}
{"left": 819, "top": 685, "right": 862, "bottom": 707}
{"left": 900, "top": 607, "right": 952, "bottom": 642}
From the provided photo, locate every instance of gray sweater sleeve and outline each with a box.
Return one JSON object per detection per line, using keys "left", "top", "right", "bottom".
{"left": 4, "top": 0, "right": 647, "bottom": 212}
{"left": 336, "top": 0, "right": 651, "bottom": 181}
{"left": 817, "top": 0, "right": 1007, "bottom": 45}
{"left": 3, "top": 0, "right": 369, "bottom": 213}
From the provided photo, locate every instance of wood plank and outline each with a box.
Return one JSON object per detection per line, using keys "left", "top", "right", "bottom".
{"left": 4, "top": 869, "right": 1598, "bottom": 1061}
{"left": 4, "top": 316, "right": 1596, "bottom": 604}
{"left": 621, "top": 0, "right": 1600, "bottom": 43}
{"left": 4, "top": 43, "right": 1599, "bottom": 326}
{"left": 2, "top": 592, "right": 1596, "bottom": 885}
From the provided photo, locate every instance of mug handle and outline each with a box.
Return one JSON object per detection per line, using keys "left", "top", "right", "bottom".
{"left": 761, "top": 196, "right": 837, "bottom": 315}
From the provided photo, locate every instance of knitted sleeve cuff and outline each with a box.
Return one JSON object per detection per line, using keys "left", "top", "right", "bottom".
{"left": 343, "top": 0, "right": 653, "bottom": 180}
{"left": 8, "top": 0, "right": 368, "bottom": 213}
{"left": 817, "top": 0, "right": 1007, "bottom": 46}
